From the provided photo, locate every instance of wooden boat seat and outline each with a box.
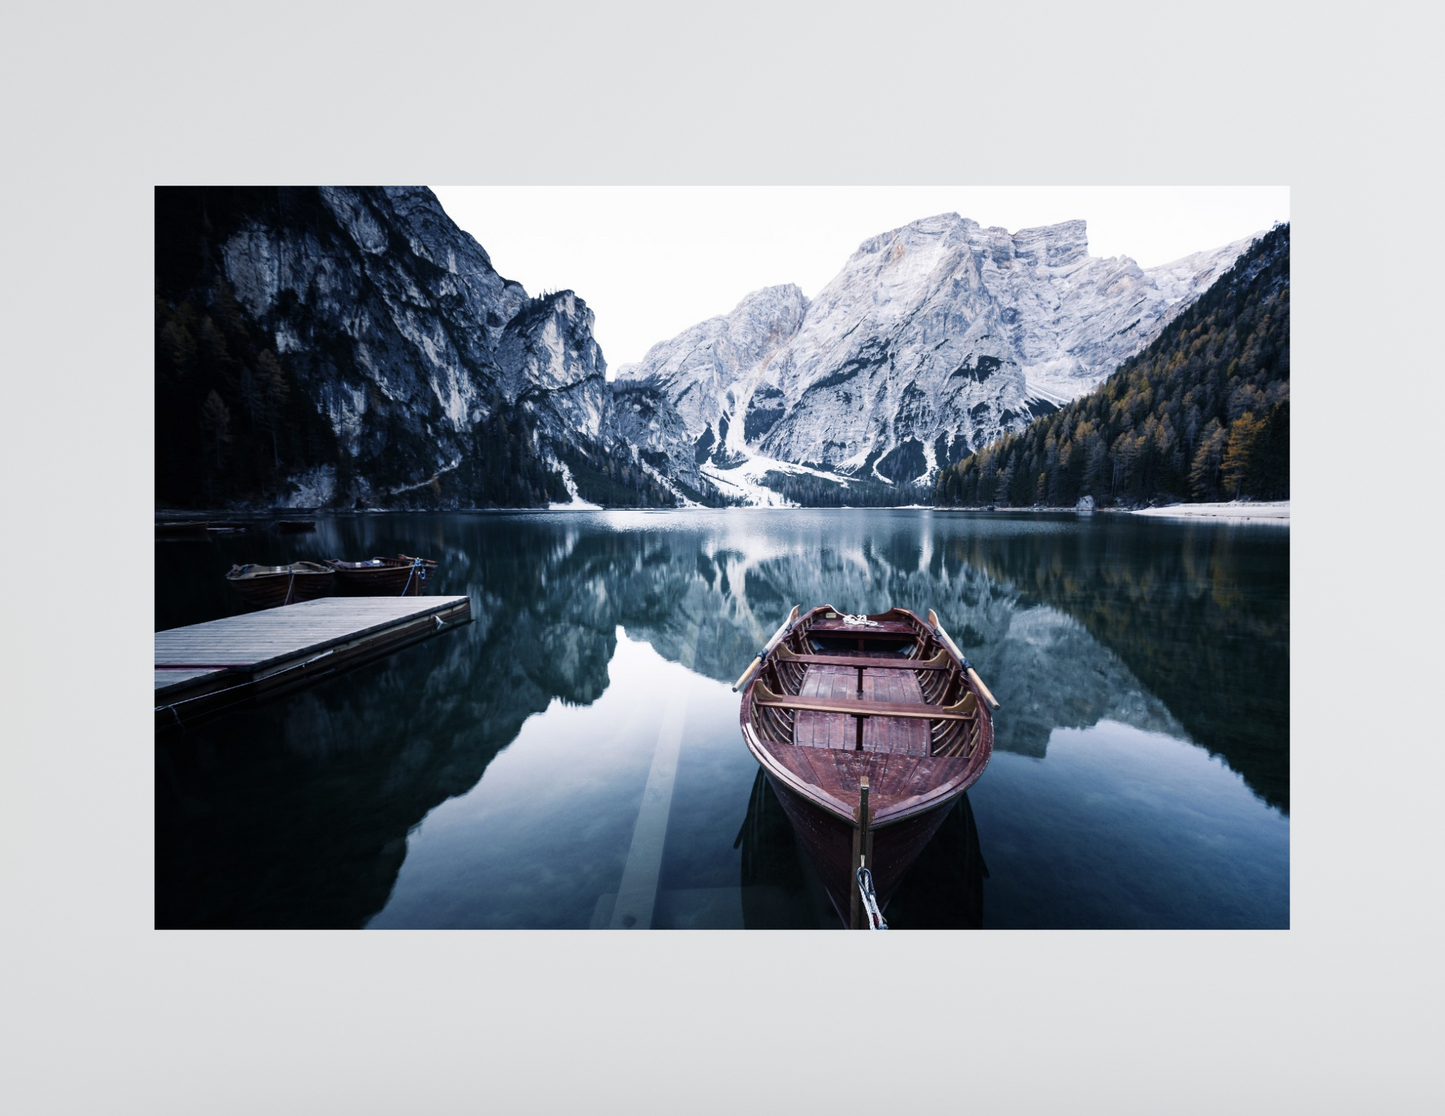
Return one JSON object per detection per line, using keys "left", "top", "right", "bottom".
{"left": 808, "top": 618, "right": 916, "bottom": 635}
{"left": 774, "top": 646, "right": 952, "bottom": 671}
{"left": 753, "top": 682, "right": 977, "bottom": 721}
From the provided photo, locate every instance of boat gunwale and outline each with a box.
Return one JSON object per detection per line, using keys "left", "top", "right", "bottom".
{"left": 226, "top": 560, "right": 335, "bottom": 580}
{"left": 324, "top": 555, "right": 437, "bottom": 574}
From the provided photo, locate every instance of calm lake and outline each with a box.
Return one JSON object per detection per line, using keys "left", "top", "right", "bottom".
{"left": 155, "top": 508, "right": 1289, "bottom": 929}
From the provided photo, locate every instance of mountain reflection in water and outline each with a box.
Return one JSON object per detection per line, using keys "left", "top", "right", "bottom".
{"left": 155, "top": 509, "right": 1288, "bottom": 928}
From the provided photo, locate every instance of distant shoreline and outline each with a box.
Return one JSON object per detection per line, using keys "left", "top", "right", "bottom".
{"left": 158, "top": 499, "right": 1292, "bottom": 519}
{"left": 1123, "top": 500, "right": 1289, "bottom": 522}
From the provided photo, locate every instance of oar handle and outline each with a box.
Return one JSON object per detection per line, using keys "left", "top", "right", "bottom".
{"left": 733, "top": 655, "right": 763, "bottom": 693}
{"left": 928, "top": 609, "right": 999, "bottom": 711}
{"left": 966, "top": 667, "right": 1000, "bottom": 711}
{"left": 733, "top": 605, "right": 800, "bottom": 692}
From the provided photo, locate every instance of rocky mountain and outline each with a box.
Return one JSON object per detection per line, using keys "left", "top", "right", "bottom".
{"left": 618, "top": 214, "right": 1255, "bottom": 490}
{"left": 155, "top": 186, "right": 719, "bottom": 510}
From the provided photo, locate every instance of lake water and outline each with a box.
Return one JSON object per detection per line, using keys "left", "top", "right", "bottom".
{"left": 155, "top": 508, "right": 1289, "bottom": 929}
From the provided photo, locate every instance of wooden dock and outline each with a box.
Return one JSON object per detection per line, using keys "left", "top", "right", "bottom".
{"left": 155, "top": 595, "right": 471, "bottom": 733}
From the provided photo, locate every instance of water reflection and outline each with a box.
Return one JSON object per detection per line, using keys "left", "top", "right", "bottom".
{"left": 733, "top": 768, "right": 989, "bottom": 930}
{"left": 156, "top": 509, "right": 1288, "bottom": 928}
{"left": 732, "top": 768, "right": 838, "bottom": 929}
{"left": 972, "top": 720, "right": 1288, "bottom": 928}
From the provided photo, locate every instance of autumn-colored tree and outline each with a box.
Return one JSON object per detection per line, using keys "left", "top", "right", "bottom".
{"left": 1220, "top": 411, "right": 1264, "bottom": 498}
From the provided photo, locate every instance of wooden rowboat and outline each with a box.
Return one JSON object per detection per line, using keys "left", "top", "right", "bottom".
{"left": 225, "top": 561, "right": 336, "bottom": 609}
{"left": 736, "top": 605, "right": 997, "bottom": 928}
{"left": 323, "top": 555, "right": 436, "bottom": 596}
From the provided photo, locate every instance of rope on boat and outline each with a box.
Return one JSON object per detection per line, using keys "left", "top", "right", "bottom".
{"left": 856, "top": 865, "right": 888, "bottom": 929}
{"left": 400, "top": 556, "right": 425, "bottom": 596}
{"left": 842, "top": 614, "right": 880, "bottom": 627}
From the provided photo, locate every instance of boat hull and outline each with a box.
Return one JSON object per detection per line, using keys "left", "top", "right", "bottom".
{"left": 764, "top": 769, "right": 960, "bottom": 926}
{"left": 225, "top": 563, "right": 335, "bottom": 609}
{"left": 326, "top": 557, "right": 435, "bottom": 596}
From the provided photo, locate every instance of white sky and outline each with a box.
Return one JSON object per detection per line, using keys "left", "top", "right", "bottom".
{"left": 431, "top": 186, "right": 1289, "bottom": 371}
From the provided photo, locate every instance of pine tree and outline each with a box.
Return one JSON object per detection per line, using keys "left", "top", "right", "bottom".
{"left": 993, "top": 453, "right": 1015, "bottom": 505}
{"left": 256, "top": 349, "right": 289, "bottom": 472}
{"left": 199, "top": 390, "right": 232, "bottom": 475}
{"left": 1251, "top": 399, "right": 1290, "bottom": 499}
{"left": 1189, "top": 419, "right": 1226, "bottom": 500}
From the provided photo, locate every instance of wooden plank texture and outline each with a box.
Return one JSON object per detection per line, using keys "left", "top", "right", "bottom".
{"left": 757, "top": 691, "right": 974, "bottom": 721}
{"left": 156, "top": 596, "right": 469, "bottom": 668}
{"left": 776, "top": 650, "right": 949, "bottom": 670}
{"left": 154, "top": 667, "right": 225, "bottom": 690}
{"left": 794, "top": 664, "right": 856, "bottom": 749}
{"left": 155, "top": 595, "right": 472, "bottom": 729}
{"left": 861, "top": 668, "right": 931, "bottom": 755}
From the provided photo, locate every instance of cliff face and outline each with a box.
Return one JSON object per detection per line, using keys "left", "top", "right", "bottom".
{"left": 619, "top": 215, "right": 1254, "bottom": 489}
{"left": 155, "top": 186, "right": 716, "bottom": 509}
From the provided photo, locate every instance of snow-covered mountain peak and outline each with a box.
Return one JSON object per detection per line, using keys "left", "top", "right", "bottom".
{"left": 854, "top": 211, "right": 972, "bottom": 250}
{"left": 1007, "top": 218, "right": 1090, "bottom": 267}
{"left": 619, "top": 283, "right": 808, "bottom": 378}
{"left": 615, "top": 283, "right": 810, "bottom": 450}
{"left": 617, "top": 213, "right": 1261, "bottom": 500}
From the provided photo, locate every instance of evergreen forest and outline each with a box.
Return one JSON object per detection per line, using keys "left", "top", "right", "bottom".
{"left": 934, "top": 224, "right": 1290, "bottom": 509}
{"left": 757, "top": 471, "right": 929, "bottom": 507}
{"left": 155, "top": 281, "right": 341, "bottom": 508}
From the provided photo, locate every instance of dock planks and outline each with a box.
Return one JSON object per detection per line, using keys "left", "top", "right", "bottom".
{"left": 155, "top": 595, "right": 471, "bottom": 732}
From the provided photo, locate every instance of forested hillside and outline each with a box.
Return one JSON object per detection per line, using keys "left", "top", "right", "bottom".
{"left": 758, "top": 471, "right": 928, "bottom": 507}
{"left": 934, "top": 224, "right": 1289, "bottom": 508}
{"left": 156, "top": 277, "right": 344, "bottom": 507}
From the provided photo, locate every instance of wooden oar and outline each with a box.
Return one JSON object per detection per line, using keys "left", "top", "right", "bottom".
{"left": 928, "top": 609, "right": 1000, "bottom": 711}
{"left": 732, "top": 605, "right": 800, "bottom": 692}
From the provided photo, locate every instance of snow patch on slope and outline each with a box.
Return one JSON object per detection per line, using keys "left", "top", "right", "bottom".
{"left": 701, "top": 452, "right": 874, "bottom": 508}
{"left": 547, "top": 459, "right": 601, "bottom": 510}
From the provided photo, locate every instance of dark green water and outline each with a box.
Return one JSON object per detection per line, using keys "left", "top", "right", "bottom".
{"left": 155, "top": 508, "right": 1289, "bottom": 929}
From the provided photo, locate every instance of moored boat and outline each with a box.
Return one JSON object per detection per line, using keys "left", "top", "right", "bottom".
{"left": 225, "top": 561, "right": 336, "bottom": 608}
{"left": 324, "top": 555, "right": 436, "bottom": 596}
{"left": 736, "top": 604, "right": 997, "bottom": 928}
{"left": 157, "top": 519, "right": 255, "bottom": 540}
{"left": 155, "top": 520, "right": 210, "bottom": 541}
